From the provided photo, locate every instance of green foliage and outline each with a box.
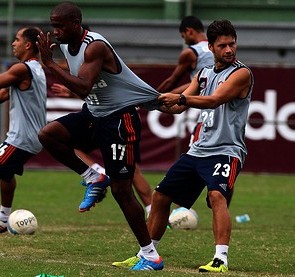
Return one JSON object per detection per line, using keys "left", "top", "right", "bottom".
{"left": 0, "top": 170, "right": 294, "bottom": 276}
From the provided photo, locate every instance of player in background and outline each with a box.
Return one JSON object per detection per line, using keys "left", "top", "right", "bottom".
{"left": 157, "top": 15, "right": 213, "bottom": 147}
{"left": 114, "top": 19, "right": 254, "bottom": 273}
{"left": 0, "top": 27, "right": 47, "bottom": 232}
{"left": 157, "top": 15, "right": 213, "bottom": 94}
{"left": 51, "top": 83, "right": 152, "bottom": 218}
{"left": 37, "top": 1, "right": 162, "bottom": 271}
{"left": 158, "top": 16, "right": 214, "bottom": 216}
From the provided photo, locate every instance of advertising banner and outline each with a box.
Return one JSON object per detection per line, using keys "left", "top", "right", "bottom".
{"left": 27, "top": 66, "right": 295, "bottom": 173}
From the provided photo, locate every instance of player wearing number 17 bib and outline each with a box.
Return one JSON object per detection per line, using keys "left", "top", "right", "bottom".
{"left": 37, "top": 2, "right": 162, "bottom": 270}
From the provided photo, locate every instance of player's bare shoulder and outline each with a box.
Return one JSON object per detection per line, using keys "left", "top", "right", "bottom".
{"left": 84, "top": 40, "right": 109, "bottom": 60}
{"left": 179, "top": 47, "right": 196, "bottom": 64}
{"left": 5, "top": 62, "right": 30, "bottom": 84}
{"left": 228, "top": 66, "right": 252, "bottom": 99}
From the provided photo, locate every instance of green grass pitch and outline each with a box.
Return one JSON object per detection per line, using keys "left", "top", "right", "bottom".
{"left": 0, "top": 170, "right": 294, "bottom": 276}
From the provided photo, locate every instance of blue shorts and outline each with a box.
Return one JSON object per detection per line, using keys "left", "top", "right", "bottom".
{"left": 155, "top": 154, "right": 241, "bottom": 209}
{"left": 0, "top": 142, "right": 34, "bottom": 181}
{"left": 56, "top": 104, "right": 141, "bottom": 179}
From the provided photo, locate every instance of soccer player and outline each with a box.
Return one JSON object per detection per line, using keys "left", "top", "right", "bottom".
{"left": 50, "top": 83, "right": 152, "bottom": 218}
{"left": 115, "top": 19, "right": 254, "bottom": 272}
{"left": 157, "top": 16, "right": 214, "bottom": 215}
{"left": 157, "top": 15, "right": 214, "bottom": 94}
{"left": 157, "top": 15, "right": 214, "bottom": 146}
{"left": 36, "top": 1, "right": 162, "bottom": 270}
{"left": 0, "top": 27, "right": 47, "bottom": 232}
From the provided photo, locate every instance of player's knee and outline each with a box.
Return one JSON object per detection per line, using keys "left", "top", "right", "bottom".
{"left": 38, "top": 128, "right": 47, "bottom": 144}
{"left": 152, "top": 191, "right": 172, "bottom": 208}
{"left": 38, "top": 122, "right": 68, "bottom": 146}
{"left": 208, "top": 190, "right": 226, "bottom": 207}
{"left": 111, "top": 179, "right": 133, "bottom": 202}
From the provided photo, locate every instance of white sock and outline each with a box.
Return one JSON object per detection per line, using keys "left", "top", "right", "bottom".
{"left": 139, "top": 242, "right": 159, "bottom": 261}
{"left": 91, "top": 163, "right": 106, "bottom": 175}
{"left": 137, "top": 240, "right": 160, "bottom": 259}
{"left": 152, "top": 239, "right": 159, "bottom": 249}
{"left": 136, "top": 251, "right": 142, "bottom": 258}
{"left": 145, "top": 204, "right": 151, "bottom": 218}
{"left": 0, "top": 206, "right": 11, "bottom": 218}
{"left": 81, "top": 167, "right": 100, "bottom": 183}
{"left": 214, "top": 245, "right": 229, "bottom": 266}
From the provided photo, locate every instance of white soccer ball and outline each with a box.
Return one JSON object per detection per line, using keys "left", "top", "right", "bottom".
{"left": 8, "top": 209, "right": 38, "bottom": 235}
{"left": 168, "top": 207, "right": 199, "bottom": 230}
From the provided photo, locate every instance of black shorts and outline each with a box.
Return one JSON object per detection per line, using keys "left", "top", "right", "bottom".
{"left": 155, "top": 154, "right": 241, "bottom": 209}
{"left": 56, "top": 104, "right": 141, "bottom": 179}
{"left": 0, "top": 142, "right": 34, "bottom": 181}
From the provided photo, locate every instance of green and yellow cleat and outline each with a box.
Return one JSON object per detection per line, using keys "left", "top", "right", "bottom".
{"left": 112, "top": 256, "right": 140, "bottom": 268}
{"left": 199, "top": 258, "right": 228, "bottom": 273}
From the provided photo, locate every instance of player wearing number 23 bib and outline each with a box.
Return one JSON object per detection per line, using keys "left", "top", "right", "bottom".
{"left": 156, "top": 57, "right": 253, "bottom": 214}
{"left": 145, "top": 20, "right": 254, "bottom": 272}
{"left": 156, "top": 34, "right": 253, "bottom": 211}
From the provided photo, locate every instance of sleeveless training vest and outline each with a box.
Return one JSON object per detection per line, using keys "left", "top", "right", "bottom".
{"left": 6, "top": 59, "right": 47, "bottom": 154}
{"left": 60, "top": 30, "right": 160, "bottom": 117}
{"left": 189, "top": 40, "right": 214, "bottom": 80}
{"left": 187, "top": 60, "right": 254, "bottom": 166}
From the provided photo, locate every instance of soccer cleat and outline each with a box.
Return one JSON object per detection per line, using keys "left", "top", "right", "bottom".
{"left": 0, "top": 220, "right": 7, "bottom": 233}
{"left": 79, "top": 174, "right": 110, "bottom": 212}
{"left": 199, "top": 258, "right": 228, "bottom": 273}
{"left": 0, "top": 213, "right": 8, "bottom": 233}
{"left": 130, "top": 257, "right": 164, "bottom": 271}
{"left": 112, "top": 256, "right": 140, "bottom": 268}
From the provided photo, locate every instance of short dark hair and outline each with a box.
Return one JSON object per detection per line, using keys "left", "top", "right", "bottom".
{"left": 22, "top": 27, "right": 41, "bottom": 54}
{"left": 207, "top": 20, "right": 237, "bottom": 45}
{"left": 51, "top": 1, "right": 82, "bottom": 22}
{"left": 179, "top": 16, "right": 204, "bottom": 33}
